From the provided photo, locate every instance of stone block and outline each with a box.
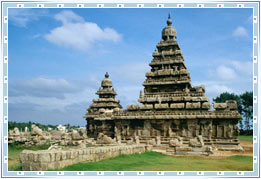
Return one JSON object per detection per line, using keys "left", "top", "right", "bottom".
{"left": 186, "top": 102, "right": 200, "bottom": 109}
{"left": 140, "top": 104, "right": 153, "bottom": 110}
{"left": 155, "top": 103, "right": 169, "bottom": 109}
{"left": 38, "top": 153, "right": 50, "bottom": 162}
{"left": 226, "top": 100, "right": 237, "bottom": 110}
{"left": 214, "top": 102, "right": 227, "bottom": 109}
{"left": 202, "top": 102, "right": 210, "bottom": 109}
{"left": 170, "top": 103, "right": 184, "bottom": 109}
{"left": 176, "top": 146, "right": 193, "bottom": 151}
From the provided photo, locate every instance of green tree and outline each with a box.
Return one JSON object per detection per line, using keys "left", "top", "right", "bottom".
{"left": 240, "top": 91, "right": 253, "bottom": 131}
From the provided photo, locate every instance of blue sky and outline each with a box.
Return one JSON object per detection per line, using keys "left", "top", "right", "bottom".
{"left": 8, "top": 8, "right": 253, "bottom": 126}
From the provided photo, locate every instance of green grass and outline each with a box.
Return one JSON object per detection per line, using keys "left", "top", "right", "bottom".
{"left": 8, "top": 143, "right": 50, "bottom": 171}
{"left": 52, "top": 152, "right": 253, "bottom": 171}
{"left": 238, "top": 135, "right": 253, "bottom": 142}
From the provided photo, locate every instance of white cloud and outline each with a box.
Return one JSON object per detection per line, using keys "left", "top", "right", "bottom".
{"left": 206, "top": 84, "right": 233, "bottom": 95}
{"left": 216, "top": 65, "right": 237, "bottom": 80}
{"left": 9, "top": 77, "right": 83, "bottom": 99}
{"left": 9, "top": 9, "right": 48, "bottom": 27}
{"left": 9, "top": 76, "right": 97, "bottom": 115}
{"left": 54, "top": 10, "right": 84, "bottom": 24}
{"left": 232, "top": 26, "right": 248, "bottom": 37}
{"left": 45, "top": 10, "right": 122, "bottom": 50}
{"left": 229, "top": 60, "right": 252, "bottom": 76}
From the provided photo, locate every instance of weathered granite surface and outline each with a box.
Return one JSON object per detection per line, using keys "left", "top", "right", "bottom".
{"left": 20, "top": 145, "right": 152, "bottom": 171}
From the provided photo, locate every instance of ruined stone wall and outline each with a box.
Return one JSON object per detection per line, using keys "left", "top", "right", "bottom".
{"left": 20, "top": 145, "right": 152, "bottom": 171}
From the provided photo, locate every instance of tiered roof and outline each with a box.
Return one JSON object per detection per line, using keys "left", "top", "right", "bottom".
{"left": 87, "top": 72, "right": 122, "bottom": 113}
{"left": 138, "top": 14, "right": 210, "bottom": 110}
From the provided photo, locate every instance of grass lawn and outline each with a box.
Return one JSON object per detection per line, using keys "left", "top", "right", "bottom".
{"left": 52, "top": 152, "right": 252, "bottom": 171}
{"left": 238, "top": 135, "right": 253, "bottom": 142}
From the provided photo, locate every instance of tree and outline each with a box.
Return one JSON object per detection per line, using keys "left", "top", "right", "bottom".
{"left": 240, "top": 91, "right": 253, "bottom": 131}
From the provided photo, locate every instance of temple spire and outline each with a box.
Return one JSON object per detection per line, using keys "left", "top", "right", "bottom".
{"left": 167, "top": 13, "right": 172, "bottom": 26}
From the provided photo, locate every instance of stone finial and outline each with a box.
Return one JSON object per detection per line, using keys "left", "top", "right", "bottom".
{"left": 105, "top": 72, "right": 109, "bottom": 78}
{"left": 167, "top": 13, "right": 172, "bottom": 26}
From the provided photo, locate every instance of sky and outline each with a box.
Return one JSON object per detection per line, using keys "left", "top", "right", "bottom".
{"left": 8, "top": 8, "right": 253, "bottom": 126}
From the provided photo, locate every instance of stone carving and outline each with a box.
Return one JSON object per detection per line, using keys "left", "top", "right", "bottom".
{"left": 189, "top": 135, "right": 204, "bottom": 147}
{"left": 169, "top": 137, "right": 183, "bottom": 147}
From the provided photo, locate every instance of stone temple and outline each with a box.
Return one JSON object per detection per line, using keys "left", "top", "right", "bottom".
{"left": 84, "top": 14, "right": 242, "bottom": 153}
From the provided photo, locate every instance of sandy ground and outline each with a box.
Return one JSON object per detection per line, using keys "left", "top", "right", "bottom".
{"left": 210, "top": 140, "right": 253, "bottom": 158}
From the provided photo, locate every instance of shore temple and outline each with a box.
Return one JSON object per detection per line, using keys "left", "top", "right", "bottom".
{"left": 84, "top": 14, "right": 242, "bottom": 152}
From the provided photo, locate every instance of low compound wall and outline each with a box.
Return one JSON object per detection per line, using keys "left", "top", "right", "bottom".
{"left": 20, "top": 145, "right": 152, "bottom": 171}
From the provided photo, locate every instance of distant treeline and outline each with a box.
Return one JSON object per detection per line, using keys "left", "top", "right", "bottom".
{"left": 8, "top": 121, "right": 81, "bottom": 132}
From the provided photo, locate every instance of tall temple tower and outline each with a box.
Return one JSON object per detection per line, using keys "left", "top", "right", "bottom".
{"left": 138, "top": 13, "right": 210, "bottom": 111}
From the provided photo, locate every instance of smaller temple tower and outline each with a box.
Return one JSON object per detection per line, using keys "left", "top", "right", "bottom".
{"left": 84, "top": 72, "right": 122, "bottom": 138}
{"left": 87, "top": 72, "right": 122, "bottom": 113}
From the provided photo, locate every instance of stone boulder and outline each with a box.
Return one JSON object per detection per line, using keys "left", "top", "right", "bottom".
{"left": 79, "top": 128, "right": 87, "bottom": 139}
{"left": 96, "top": 133, "right": 114, "bottom": 144}
{"left": 71, "top": 130, "right": 82, "bottom": 140}
{"left": 51, "top": 130, "right": 63, "bottom": 140}
{"left": 31, "top": 125, "right": 43, "bottom": 136}
{"left": 13, "top": 127, "right": 20, "bottom": 136}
